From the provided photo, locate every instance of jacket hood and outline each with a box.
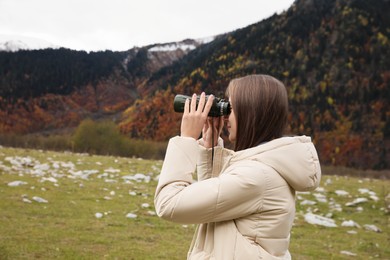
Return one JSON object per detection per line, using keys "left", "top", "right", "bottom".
{"left": 230, "top": 136, "right": 321, "bottom": 191}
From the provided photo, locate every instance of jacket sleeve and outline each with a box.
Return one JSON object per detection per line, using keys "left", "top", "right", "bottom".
{"left": 196, "top": 137, "right": 225, "bottom": 181}
{"left": 154, "top": 136, "right": 264, "bottom": 224}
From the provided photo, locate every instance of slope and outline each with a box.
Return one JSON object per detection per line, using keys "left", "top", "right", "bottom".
{"left": 119, "top": 0, "right": 390, "bottom": 169}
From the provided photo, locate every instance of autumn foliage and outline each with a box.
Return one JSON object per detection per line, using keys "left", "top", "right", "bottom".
{"left": 0, "top": 0, "right": 389, "bottom": 169}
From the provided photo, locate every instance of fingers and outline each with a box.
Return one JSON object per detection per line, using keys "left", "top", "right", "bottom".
{"left": 196, "top": 93, "right": 205, "bottom": 114}
{"left": 202, "top": 94, "right": 214, "bottom": 116}
{"left": 217, "top": 116, "right": 224, "bottom": 133}
{"left": 184, "top": 97, "right": 190, "bottom": 114}
{"left": 197, "top": 92, "right": 214, "bottom": 116}
{"left": 181, "top": 92, "right": 212, "bottom": 140}
{"left": 201, "top": 116, "right": 223, "bottom": 148}
{"left": 190, "top": 93, "right": 197, "bottom": 113}
{"left": 186, "top": 92, "right": 213, "bottom": 115}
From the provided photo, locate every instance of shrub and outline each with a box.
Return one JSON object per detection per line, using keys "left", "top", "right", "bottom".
{"left": 72, "top": 119, "right": 167, "bottom": 159}
{"left": 72, "top": 119, "right": 123, "bottom": 155}
{"left": 0, "top": 119, "right": 167, "bottom": 160}
{"left": 0, "top": 133, "right": 71, "bottom": 151}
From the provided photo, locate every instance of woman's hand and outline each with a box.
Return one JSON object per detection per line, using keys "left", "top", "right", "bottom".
{"left": 202, "top": 117, "right": 224, "bottom": 148}
{"left": 180, "top": 92, "right": 214, "bottom": 140}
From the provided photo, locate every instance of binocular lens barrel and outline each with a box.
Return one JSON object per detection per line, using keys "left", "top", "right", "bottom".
{"left": 173, "top": 94, "right": 230, "bottom": 117}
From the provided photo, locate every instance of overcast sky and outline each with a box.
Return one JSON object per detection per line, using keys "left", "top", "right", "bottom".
{"left": 0, "top": 0, "right": 295, "bottom": 52}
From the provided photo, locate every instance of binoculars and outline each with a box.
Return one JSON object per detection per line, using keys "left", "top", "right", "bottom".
{"left": 173, "top": 94, "right": 231, "bottom": 117}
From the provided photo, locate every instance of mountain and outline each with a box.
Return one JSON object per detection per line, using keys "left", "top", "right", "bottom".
{"left": 0, "top": 0, "right": 389, "bottom": 170}
{"left": 0, "top": 38, "right": 208, "bottom": 133}
{"left": 119, "top": 0, "right": 390, "bottom": 169}
{"left": 0, "top": 35, "right": 59, "bottom": 52}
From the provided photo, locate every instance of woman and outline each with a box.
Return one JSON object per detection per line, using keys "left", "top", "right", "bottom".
{"left": 154, "top": 74, "right": 321, "bottom": 259}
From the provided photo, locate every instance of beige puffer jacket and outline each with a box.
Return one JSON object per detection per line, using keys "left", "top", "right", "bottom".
{"left": 155, "top": 135, "right": 321, "bottom": 260}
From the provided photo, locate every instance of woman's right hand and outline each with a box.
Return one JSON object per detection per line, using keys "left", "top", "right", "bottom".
{"left": 180, "top": 92, "right": 214, "bottom": 140}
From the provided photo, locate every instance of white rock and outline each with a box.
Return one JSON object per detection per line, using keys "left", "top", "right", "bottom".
{"left": 141, "top": 203, "right": 150, "bottom": 208}
{"left": 304, "top": 213, "right": 337, "bottom": 227}
{"left": 325, "top": 213, "right": 333, "bottom": 218}
{"left": 363, "top": 224, "right": 382, "bottom": 233}
{"left": 300, "top": 200, "right": 316, "bottom": 206}
{"left": 341, "top": 220, "right": 361, "bottom": 228}
{"left": 32, "top": 196, "right": 48, "bottom": 203}
{"left": 22, "top": 198, "right": 32, "bottom": 203}
{"left": 97, "top": 173, "right": 108, "bottom": 178}
{"left": 126, "top": 213, "right": 137, "bottom": 219}
{"left": 95, "top": 212, "right": 103, "bottom": 218}
{"left": 52, "top": 162, "right": 60, "bottom": 169}
{"left": 31, "top": 169, "right": 46, "bottom": 176}
{"left": 345, "top": 198, "right": 368, "bottom": 206}
{"left": 329, "top": 202, "right": 343, "bottom": 212}
{"left": 104, "top": 168, "right": 120, "bottom": 173}
{"left": 33, "top": 163, "right": 50, "bottom": 171}
{"left": 122, "top": 173, "right": 151, "bottom": 183}
{"left": 0, "top": 164, "right": 11, "bottom": 172}
{"left": 340, "top": 250, "right": 357, "bottom": 256}
{"left": 369, "top": 195, "right": 379, "bottom": 202}
{"left": 335, "top": 190, "right": 349, "bottom": 196}
{"left": 41, "top": 177, "right": 58, "bottom": 183}
{"left": 61, "top": 162, "right": 75, "bottom": 168}
{"left": 8, "top": 180, "right": 28, "bottom": 187}
{"left": 104, "top": 179, "right": 117, "bottom": 183}
{"left": 313, "top": 193, "right": 327, "bottom": 203}
{"left": 358, "top": 188, "right": 370, "bottom": 194}
{"left": 82, "top": 170, "right": 99, "bottom": 178}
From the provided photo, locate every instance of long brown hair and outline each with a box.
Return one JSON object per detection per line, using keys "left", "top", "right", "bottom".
{"left": 226, "top": 74, "right": 288, "bottom": 151}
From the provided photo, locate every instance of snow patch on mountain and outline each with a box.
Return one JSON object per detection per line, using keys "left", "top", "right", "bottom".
{"left": 0, "top": 34, "right": 59, "bottom": 52}
{"left": 149, "top": 42, "right": 196, "bottom": 52}
{"left": 148, "top": 36, "right": 215, "bottom": 52}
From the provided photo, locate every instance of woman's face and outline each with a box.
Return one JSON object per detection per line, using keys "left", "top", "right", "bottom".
{"left": 225, "top": 97, "right": 237, "bottom": 142}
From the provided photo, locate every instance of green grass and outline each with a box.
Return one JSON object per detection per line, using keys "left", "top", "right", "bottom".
{"left": 293, "top": 175, "right": 389, "bottom": 259}
{"left": 0, "top": 146, "right": 389, "bottom": 259}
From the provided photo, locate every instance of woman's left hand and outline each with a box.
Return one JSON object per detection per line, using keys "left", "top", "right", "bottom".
{"left": 202, "top": 117, "right": 224, "bottom": 148}
{"left": 180, "top": 92, "right": 214, "bottom": 140}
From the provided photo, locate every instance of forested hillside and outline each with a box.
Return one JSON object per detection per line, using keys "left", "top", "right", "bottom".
{"left": 120, "top": 0, "right": 390, "bottom": 169}
{"left": 0, "top": 40, "right": 200, "bottom": 133}
{"left": 0, "top": 0, "right": 389, "bottom": 169}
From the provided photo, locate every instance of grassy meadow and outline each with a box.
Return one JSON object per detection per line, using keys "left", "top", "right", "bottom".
{"left": 0, "top": 146, "right": 389, "bottom": 259}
